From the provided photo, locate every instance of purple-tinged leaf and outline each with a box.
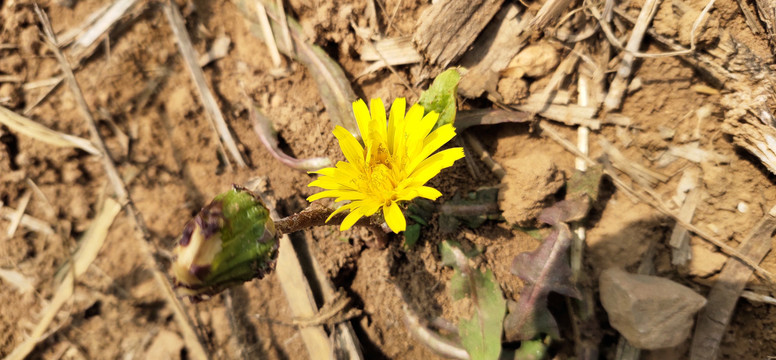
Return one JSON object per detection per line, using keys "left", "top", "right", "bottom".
{"left": 537, "top": 197, "right": 590, "bottom": 226}
{"left": 505, "top": 219, "right": 581, "bottom": 341}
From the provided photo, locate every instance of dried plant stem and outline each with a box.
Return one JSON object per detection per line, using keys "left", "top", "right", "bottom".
{"left": 603, "top": 0, "right": 661, "bottom": 111}
{"left": 5, "top": 189, "right": 31, "bottom": 239}
{"left": 462, "top": 132, "right": 505, "bottom": 180}
{"left": 0, "top": 206, "right": 55, "bottom": 235}
{"left": 35, "top": 7, "right": 209, "bottom": 360}
{"left": 254, "top": 1, "right": 283, "bottom": 68}
{"left": 163, "top": 0, "right": 246, "bottom": 169}
{"left": 274, "top": 204, "right": 374, "bottom": 235}
{"left": 399, "top": 292, "right": 469, "bottom": 360}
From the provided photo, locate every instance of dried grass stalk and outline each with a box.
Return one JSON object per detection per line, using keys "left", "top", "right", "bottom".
{"left": 0, "top": 105, "right": 100, "bottom": 155}
{"left": 603, "top": 0, "right": 661, "bottom": 111}
{"left": 0, "top": 206, "right": 55, "bottom": 235}
{"left": 358, "top": 36, "right": 422, "bottom": 76}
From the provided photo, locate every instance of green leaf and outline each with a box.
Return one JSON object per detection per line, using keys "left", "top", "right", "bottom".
{"left": 403, "top": 223, "right": 421, "bottom": 250}
{"left": 566, "top": 165, "right": 604, "bottom": 202}
{"left": 459, "top": 268, "right": 507, "bottom": 360}
{"left": 441, "top": 241, "right": 506, "bottom": 360}
{"left": 514, "top": 339, "right": 548, "bottom": 360}
{"left": 418, "top": 68, "right": 460, "bottom": 130}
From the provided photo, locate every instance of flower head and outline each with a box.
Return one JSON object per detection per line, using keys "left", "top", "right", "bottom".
{"left": 172, "top": 187, "right": 277, "bottom": 299}
{"left": 308, "top": 98, "right": 464, "bottom": 233}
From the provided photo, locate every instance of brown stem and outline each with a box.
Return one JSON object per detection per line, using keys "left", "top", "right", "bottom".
{"left": 274, "top": 204, "right": 375, "bottom": 235}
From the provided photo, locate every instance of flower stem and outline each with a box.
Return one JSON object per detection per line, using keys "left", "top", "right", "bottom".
{"left": 274, "top": 204, "right": 375, "bottom": 235}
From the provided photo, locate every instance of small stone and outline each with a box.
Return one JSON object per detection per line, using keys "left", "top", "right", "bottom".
{"left": 600, "top": 268, "right": 707, "bottom": 349}
{"left": 688, "top": 243, "right": 726, "bottom": 277}
{"left": 737, "top": 201, "right": 748, "bottom": 213}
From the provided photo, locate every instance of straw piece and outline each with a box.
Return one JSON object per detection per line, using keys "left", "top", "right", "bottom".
{"left": 599, "top": 137, "right": 669, "bottom": 186}
{"left": 669, "top": 185, "right": 700, "bottom": 265}
{"left": 0, "top": 206, "right": 54, "bottom": 235}
{"left": 514, "top": 102, "right": 601, "bottom": 130}
{"left": 690, "top": 205, "right": 776, "bottom": 360}
{"left": 72, "top": 0, "right": 139, "bottom": 50}
{"left": 358, "top": 36, "right": 422, "bottom": 76}
{"left": 0, "top": 105, "right": 100, "bottom": 155}
{"left": 198, "top": 36, "right": 231, "bottom": 67}
{"left": 604, "top": 0, "right": 661, "bottom": 111}
{"left": 276, "top": 235, "right": 333, "bottom": 358}
{"left": 3, "top": 197, "right": 122, "bottom": 360}
{"left": 5, "top": 190, "right": 32, "bottom": 239}
{"left": 254, "top": 1, "right": 283, "bottom": 68}
{"left": 463, "top": 132, "right": 505, "bottom": 180}
{"left": 163, "top": 0, "right": 246, "bottom": 168}
{"left": 753, "top": 0, "right": 776, "bottom": 46}
{"left": 530, "top": 0, "right": 573, "bottom": 29}
{"left": 0, "top": 268, "right": 35, "bottom": 294}
{"left": 741, "top": 290, "right": 776, "bottom": 305}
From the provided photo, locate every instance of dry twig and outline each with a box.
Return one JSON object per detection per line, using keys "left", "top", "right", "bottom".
{"left": 603, "top": 0, "right": 661, "bottom": 111}
{"left": 0, "top": 105, "right": 100, "bottom": 155}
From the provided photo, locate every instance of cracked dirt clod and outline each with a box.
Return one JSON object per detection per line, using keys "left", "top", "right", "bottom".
{"left": 498, "top": 152, "right": 564, "bottom": 227}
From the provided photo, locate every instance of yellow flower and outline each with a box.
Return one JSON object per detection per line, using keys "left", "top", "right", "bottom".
{"left": 307, "top": 98, "right": 465, "bottom": 233}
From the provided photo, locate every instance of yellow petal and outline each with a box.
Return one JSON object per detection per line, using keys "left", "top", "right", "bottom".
{"left": 407, "top": 111, "right": 439, "bottom": 157}
{"left": 394, "top": 104, "right": 424, "bottom": 157}
{"left": 406, "top": 124, "right": 458, "bottom": 174}
{"left": 383, "top": 201, "right": 406, "bottom": 233}
{"left": 335, "top": 161, "right": 362, "bottom": 179}
{"left": 308, "top": 189, "right": 364, "bottom": 202}
{"left": 333, "top": 126, "right": 365, "bottom": 167}
{"left": 370, "top": 98, "right": 387, "bottom": 143}
{"left": 326, "top": 203, "right": 354, "bottom": 222}
{"left": 310, "top": 167, "right": 337, "bottom": 176}
{"left": 415, "top": 186, "right": 443, "bottom": 200}
{"left": 387, "top": 98, "right": 406, "bottom": 153}
{"left": 408, "top": 147, "right": 465, "bottom": 185}
{"left": 340, "top": 209, "right": 364, "bottom": 231}
{"left": 353, "top": 99, "right": 371, "bottom": 146}
{"left": 308, "top": 177, "right": 355, "bottom": 191}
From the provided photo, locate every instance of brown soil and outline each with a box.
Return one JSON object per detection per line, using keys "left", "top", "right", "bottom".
{"left": 2, "top": 0, "right": 776, "bottom": 359}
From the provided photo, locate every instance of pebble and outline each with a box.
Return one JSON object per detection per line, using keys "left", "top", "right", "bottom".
{"left": 599, "top": 268, "right": 707, "bottom": 349}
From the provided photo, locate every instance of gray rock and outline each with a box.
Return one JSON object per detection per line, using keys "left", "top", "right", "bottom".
{"left": 600, "top": 268, "right": 707, "bottom": 349}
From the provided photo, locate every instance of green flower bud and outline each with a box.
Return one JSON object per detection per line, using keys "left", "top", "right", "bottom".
{"left": 172, "top": 186, "right": 277, "bottom": 299}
